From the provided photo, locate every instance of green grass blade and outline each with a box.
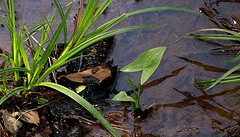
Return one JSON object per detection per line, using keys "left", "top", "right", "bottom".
{"left": 0, "top": 53, "right": 14, "bottom": 65}
{"left": 0, "top": 86, "right": 26, "bottom": 105}
{"left": 0, "top": 67, "right": 33, "bottom": 75}
{"left": 127, "top": 78, "right": 140, "bottom": 110}
{"left": 86, "top": 6, "right": 200, "bottom": 45}
{"left": 230, "top": 54, "right": 240, "bottom": 63}
{"left": 76, "top": 0, "right": 110, "bottom": 40}
{"left": 37, "top": 82, "right": 120, "bottom": 137}
{"left": 38, "top": 5, "right": 71, "bottom": 65}
{"left": 53, "top": 0, "right": 69, "bottom": 44}
{"left": 186, "top": 34, "right": 240, "bottom": 41}
{"left": 187, "top": 28, "right": 240, "bottom": 36}
{"left": 18, "top": 13, "right": 31, "bottom": 81}
{"left": 85, "top": 14, "right": 127, "bottom": 40}
{"left": 0, "top": 16, "right": 12, "bottom": 32}
{"left": 31, "top": 14, "right": 56, "bottom": 73}
{"left": 184, "top": 28, "right": 240, "bottom": 43}
{"left": 195, "top": 75, "right": 240, "bottom": 86}
{"left": 7, "top": 0, "right": 21, "bottom": 82}
{"left": 67, "top": 0, "right": 100, "bottom": 50}
{"left": 38, "top": 10, "right": 57, "bottom": 45}
{"left": 127, "top": 6, "right": 202, "bottom": 16}
{"left": 206, "top": 63, "right": 240, "bottom": 90}
{"left": 185, "top": 28, "right": 240, "bottom": 62}
{"left": 30, "top": 4, "right": 72, "bottom": 85}
{"left": 92, "top": 0, "right": 112, "bottom": 23}
{"left": 37, "top": 24, "right": 164, "bottom": 83}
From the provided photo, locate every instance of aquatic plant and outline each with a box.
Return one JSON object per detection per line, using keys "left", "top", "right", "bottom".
{"left": 112, "top": 47, "right": 166, "bottom": 111}
{"left": 0, "top": 0, "right": 201, "bottom": 136}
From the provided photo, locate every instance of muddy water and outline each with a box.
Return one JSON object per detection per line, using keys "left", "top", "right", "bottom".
{"left": 1, "top": 0, "right": 240, "bottom": 136}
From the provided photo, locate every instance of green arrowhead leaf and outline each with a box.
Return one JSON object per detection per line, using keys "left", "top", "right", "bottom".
{"left": 112, "top": 91, "right": 136, "bottom": 102}
{"left": 120, "top": 47, "right": 166, "bottom": 85}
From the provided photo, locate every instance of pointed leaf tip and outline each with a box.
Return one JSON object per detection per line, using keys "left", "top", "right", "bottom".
{"left": 120, "top": 47, "right": 166, "bottom": 85}
{"left": 112, "top": 91, "right": 136, "bottom": 102}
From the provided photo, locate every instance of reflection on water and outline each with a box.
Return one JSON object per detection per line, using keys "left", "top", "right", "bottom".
{"left": 153, "top": 86, "right": 240, "bottom": 136}
{"left": 115, "top": 1, "right": 240, "bottom": 136}
{"left": 177, "top": 56, "right": 240, "bottom": 74}
{"left": 142, "top": 66, "right": 186, "bottom": 89}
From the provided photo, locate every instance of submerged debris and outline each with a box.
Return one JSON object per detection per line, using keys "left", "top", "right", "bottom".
{"left": 58, "top": 63, "right": 112, "bottom": 85}
{"left": 54, "top": 37, "right": 118, "bottom": 101}
{"left": 199, "top": 2, "right": 240, "bottom": 55}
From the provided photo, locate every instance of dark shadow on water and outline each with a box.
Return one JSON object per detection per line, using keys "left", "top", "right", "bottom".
{"left": 142, "top": 66, "right": 187, "bottom": 89}
{"left": 208, "top": 0, "right": 240, "bottom": 5}
{"left": 154, "top": 86, "right": 240, "bottom": 135}
{"left": 177, "top": 56, "right": 240, "bottom": 74}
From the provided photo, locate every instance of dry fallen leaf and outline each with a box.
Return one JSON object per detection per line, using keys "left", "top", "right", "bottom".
{"left": 19, "top": 110, "right": 40, "bottom": 126}
{"left": 60, "top": 64, "right": 111, "bottom": 84}
{"left": 2, "top": 109, "right": 22, "bottom": 134}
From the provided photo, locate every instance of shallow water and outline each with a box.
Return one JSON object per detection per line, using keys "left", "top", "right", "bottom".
{"left": 1, "top": 0, "right": 240, "bottom": 136}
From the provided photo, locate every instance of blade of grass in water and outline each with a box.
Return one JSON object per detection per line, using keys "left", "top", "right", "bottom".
{"left": 88, "top": 6, "right": 202, "bottom": 41}
{"left": 53, "top": 0, "right": 73, "bottom": 44}
{"left": 202, "top": 63, "right": 240, "bottom": 90}
{"left": 195, "top": 75, "right": 240, "bottom": 86}
{"left": 30, "top": 4, "right": 72, "bottom": 86}
{"left": 187, "top": 34, "right": 240, "bottom": 41}
{"left": 187, "top": 28, "right": 240, "bottom": 36}
{"left": 185, "top": 28, "right": 240, "bottom": 89}
{"left": 37, "top": 24, "right": 164, "bottom": 84}
{"left": 37, "top": 82, "right": 120, "bottom": 137}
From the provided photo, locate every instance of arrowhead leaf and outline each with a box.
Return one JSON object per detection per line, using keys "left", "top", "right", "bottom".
{"left": 112, "top": 91, "right": 136, "bottom": 102}
{"left": 121, "top": 47, "right": 166, "bottom": 85}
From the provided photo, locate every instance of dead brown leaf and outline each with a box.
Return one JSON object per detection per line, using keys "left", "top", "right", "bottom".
{"left": 60, "top": 64, "right": 111, "bottom": 84}
{"left": 2, "top": 109, "right": 22, "bottom": 134}
{"left": 19, "top": 110, "right": 40, "bottom": 126}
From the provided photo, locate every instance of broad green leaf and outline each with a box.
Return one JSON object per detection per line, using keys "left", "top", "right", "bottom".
{"left": 121, "top": 47, "right": 166, "bottom": 85}
{"left": 112, "top": 91, "right": 136, "bottom": 102}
